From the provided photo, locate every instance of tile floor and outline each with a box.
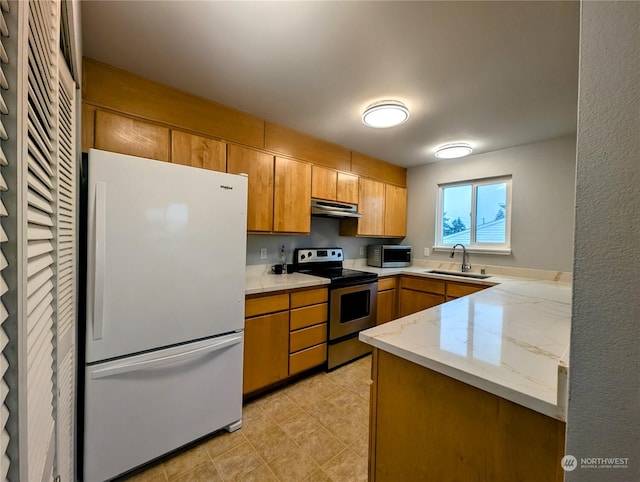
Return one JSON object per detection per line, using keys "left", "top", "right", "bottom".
{"left": 122, "top": 355, "right": 372, "bottom": 482}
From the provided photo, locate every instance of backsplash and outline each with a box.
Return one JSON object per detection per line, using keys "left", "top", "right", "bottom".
{"left": 246, "top": 217, "right": 402, "bottom": 265}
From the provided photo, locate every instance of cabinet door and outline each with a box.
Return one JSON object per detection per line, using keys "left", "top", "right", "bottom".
{"left": 94, "top": 110, "right": 170, "bottom": 161}
{"left": 171, "top": 130, "right": 226, "bottom": 172}
{"left": 377, "top": 289, "right": 397, "bottom": 325}
{"left": 398, "top": 289, "right": 445, "bottom": 317}
{"left": 337, "top": 172, "right": 359, "bottom": 204}
{"left": 274, "top": 157, "right": 311, "bottom": 233}
{"left": 311, "top": 165, "right": 337, "bottom": 201}
{"left": 82, "top": 103, "right": 96, "bottom": 153}
{"left": 358, "top": 177, "right": 385, "bottom": 236}
{"left": 243, "top": 311, "right": 289, "bottom": 394}
{"left": 384, "top": 185, "right": 407, "bottom": 237}
{"left": 446, "top": 282, "right": 487, "bottom": 301}
{"left": 227, "top": 145, "right": 274, "bottom": 232}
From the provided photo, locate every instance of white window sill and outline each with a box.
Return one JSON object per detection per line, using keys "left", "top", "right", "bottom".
{"left": 432, "top": 246, "right": 512, "bottom": 255}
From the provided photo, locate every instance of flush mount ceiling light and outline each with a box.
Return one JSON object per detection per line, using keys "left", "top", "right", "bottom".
{"left": 362, "top": 100, "right": 409, "bottom": 128}
{"left": 435, "top": 142, "right": 473, "bottom": 159}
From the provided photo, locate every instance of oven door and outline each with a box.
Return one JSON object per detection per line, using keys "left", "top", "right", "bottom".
{"left": 329, "top": 282, "right": 378, "bottom": 340}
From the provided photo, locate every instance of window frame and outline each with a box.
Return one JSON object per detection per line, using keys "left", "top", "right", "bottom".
{"left": 434, "top": 175, "right": 513, "bottom": 254}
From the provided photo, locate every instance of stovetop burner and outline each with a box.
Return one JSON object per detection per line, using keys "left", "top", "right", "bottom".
{"left": 291, "top": 248, "right": 378, "bottom": 286}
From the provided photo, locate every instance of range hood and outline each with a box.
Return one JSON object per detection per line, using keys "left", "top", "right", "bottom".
{"left": 311, "top": 199, "right": 362, "bottom": 219}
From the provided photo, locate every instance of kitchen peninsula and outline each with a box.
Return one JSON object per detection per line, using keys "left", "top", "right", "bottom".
{"left": 359, "top": 273, "right": 571, "bottom": 482}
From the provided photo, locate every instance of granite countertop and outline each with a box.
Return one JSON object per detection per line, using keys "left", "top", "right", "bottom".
{"left": 359, "top": 269, "right": 571, "bottom": 421}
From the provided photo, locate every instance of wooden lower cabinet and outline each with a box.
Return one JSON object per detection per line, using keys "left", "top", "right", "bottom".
{"left": 397, "top": 276, "right": 491, "bottom": 317}
{"left": 376, "top": 277, "right": 397, "bottom": 325}
{"left": 289, "top": 343, "right": 327, "bottom": 376}
{"left": 398, "top": 276, "right": 446, "bottom": 317}
{"left": 243, "top": 311, "right": 289, "bottom": 395}
{"left": 289, "top": 287, "right": 328, "bottom": 375}
{"left": 369, "top": 349, "right": 566, "bottom": 482}
{"left": 446, "top": 281, "right": 487, "bottom": 301}
{"left": 244, "top": 287, "right": 328, "bottom": 396}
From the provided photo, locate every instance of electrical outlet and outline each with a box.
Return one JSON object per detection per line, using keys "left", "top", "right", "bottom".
{"left": 260, "top": 248, "right": 267, "bottom": 259}
{"left": 424, "top": 247, "right": 430, "bottom": 257}
{"left": 359, "top": 246, "right": 365, "bottom": 256}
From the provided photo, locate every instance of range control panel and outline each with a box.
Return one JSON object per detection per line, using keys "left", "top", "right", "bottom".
{"left": 295, "top": 247, "right": 343, "bottom": 265}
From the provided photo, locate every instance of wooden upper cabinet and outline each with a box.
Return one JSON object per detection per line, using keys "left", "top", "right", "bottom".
{"left": 312, "top": 165, "right": 337, "bottom": 201}
{"left": 351, "top": 151, "right": 407, "bottom": 187}
{"left": 82, "top": 103, "right": 96, "bottom": 152}
{"left": 337, "top": 172, "right": 359, "bottom": 204}
{"left": 357, "top": 177, "right": 385, "bottom": 236}
{"left": 274, "top": 157, "right": 311, "bottom": 234}
{"left": 312, "top": 166, "right": 359, "bottom": 205}
{"left": 227, "top": 145, "right": 274, "bottom": 232}
{"left": 384, "top": 185, "right": 407, "bottom": 237}
{"left": 171, "top": 130, "right": 226, "bottom": 172}
{"left": 94, "top": 110, "right": 170, "bottom": 161}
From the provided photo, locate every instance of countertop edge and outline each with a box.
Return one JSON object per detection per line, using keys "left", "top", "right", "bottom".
{"left": 361, "top": 332, "right": 567, "bottom": 421}
{"left": 245, "top": 273, "right": 330, "bottom": 295}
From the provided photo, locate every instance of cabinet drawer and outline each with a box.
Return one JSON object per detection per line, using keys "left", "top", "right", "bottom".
{"left": 290, "top": 323, "right": 327, "bottom": 353}
{"left": 400, "top": 276, "right": 446, "bottom": 295}
{"left": 290, "top": 287, "right": 328, "bottom": 309}
{"left": 378, "top": 277, "right": 397, "bottom": 292}
{"left": 290, "top": 303, "right": 328, "bottom": 330}
{"left": 289, "top": 343, "right": 327, "bottom": 375}
{"left": 245, "top": 293, "right": 289, "bottom": 318}
{"left": 447, "top": 282, "right": 487, "bottom": 299}
{"left": 398, "top": 289, "right": 445, "bottom": 317}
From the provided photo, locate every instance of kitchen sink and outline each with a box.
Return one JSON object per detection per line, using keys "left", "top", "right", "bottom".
{"left": 424, "top": 270, "right": 492, "bottom": 280}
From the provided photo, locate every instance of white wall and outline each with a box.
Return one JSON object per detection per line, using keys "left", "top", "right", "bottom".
{"left": 405, "top": 135, "right": 577, "bottom": 271}
{"left": 566, "top": 2, "right": 639, "bottom": 480}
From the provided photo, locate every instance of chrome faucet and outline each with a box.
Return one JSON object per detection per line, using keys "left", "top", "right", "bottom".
{"left": 450, "top": 244, "right": 471, "bottom": 272}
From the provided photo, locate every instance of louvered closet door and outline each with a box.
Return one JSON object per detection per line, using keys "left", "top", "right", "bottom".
{"left": 55, "top": 57, "right": 76, "bottom": 482}
{"left": 0, "top": 0, "right": 12, "bottom": 479}
{"left": 26, "top": 0, "right": 59, "bottom": 481}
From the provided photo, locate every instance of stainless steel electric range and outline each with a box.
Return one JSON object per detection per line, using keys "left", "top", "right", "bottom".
{"left": 291, "top": 248, "right": 378, "bottom": 370}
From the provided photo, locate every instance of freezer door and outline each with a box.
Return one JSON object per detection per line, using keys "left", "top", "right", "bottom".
{"left": 85, "top": 149, "right": 247, "bottom": 362}
{"left": 83, "top": 333, "right": 243, "bottom": 482}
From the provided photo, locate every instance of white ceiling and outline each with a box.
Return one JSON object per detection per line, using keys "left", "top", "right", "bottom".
{"left": 81, "top": 1, "right": 580, "bottom": 168}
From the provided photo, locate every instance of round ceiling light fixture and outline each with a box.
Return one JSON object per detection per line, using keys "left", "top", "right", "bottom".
{"left": 362, "top": 100, "right": 409, "bottom": 128}
{"left": 435, "top": 142, "right": 473, "bottom": 159}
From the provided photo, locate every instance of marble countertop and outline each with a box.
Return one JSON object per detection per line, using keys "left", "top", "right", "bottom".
{"left": 359, "top": 270, "right": 571, "bottom": 421}
{"left": 245, "top": 265, "right": 329, "bottom": 295}
{"left": 245, "top": 260, "right": 572, "bottom": 420}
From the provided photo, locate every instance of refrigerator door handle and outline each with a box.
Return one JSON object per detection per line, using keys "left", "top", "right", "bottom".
{"left": 90, "top": 334, "right": 242, "bottom": 379}
{"left": 93, "top": 181, "right": 107, "bottom": 340}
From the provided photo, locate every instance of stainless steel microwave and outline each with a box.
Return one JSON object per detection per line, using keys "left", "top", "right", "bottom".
{"left": 367, "top": 245, "right": 412, "bottom": 268}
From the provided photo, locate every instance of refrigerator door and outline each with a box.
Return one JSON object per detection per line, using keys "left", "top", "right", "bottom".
{"left": 83, "top": 333, "right": 243, "bottom": 482}
{"left": 85, "top": 149, "right": 247, "bottom": 363}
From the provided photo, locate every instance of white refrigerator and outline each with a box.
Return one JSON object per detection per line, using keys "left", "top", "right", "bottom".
{"left": 82, "top": 149, "right": 247, "bottom": 481}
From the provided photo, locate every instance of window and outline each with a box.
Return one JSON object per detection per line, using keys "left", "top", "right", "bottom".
{"left": 435, "top": 176, "right": 512, "bottom": 252}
